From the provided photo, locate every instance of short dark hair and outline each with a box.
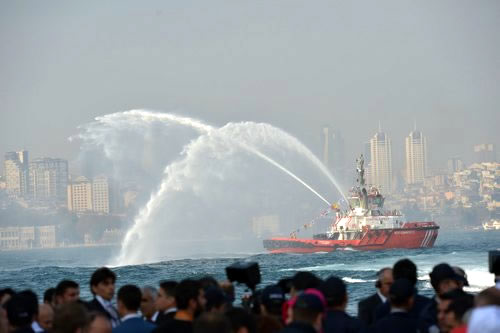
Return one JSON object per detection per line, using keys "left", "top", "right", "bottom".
{"left": 198, "top": 276, "right": 218, "bottom": 290}
{"left": 52, "top": 303, "right": 89, "bottom": 333}
{"left": 5, "top": 292, "right": 36, "bottom": 328}
{"left": 159, "top": 280, "right": 178, "bottom": 297}
{"left": 0, "top": 288, "right": 15, "bottom": 301}
{"left": 90, "top": 267, "right": 116, "bottom": 293}
{"left": 43, "top": 288, "right": 56, "bottom": 304}
{"left": 175, "top": 279, "right": 202, "bottom": 310}
{"left": 441, "top": 289, "right": 468, "bottom": 301}
{"left": 292, "top": 272, "right": 322, "bottom": 292}
{"left": 389, "top": 279, "right": 415, "bottom": 307}
{"left": 193, "top": 312, "right": 232, "bottom": 333}
{"left": 225, "top": 307, "right": 256, "bottom": 333}
{"left": 19, "top": 290, "right": 39, "bottom": 316}
{"left": 393, "top": 259, "right": 417, "bottom": 286}
{"left": 56, "top": 280, "right": 79, "bottom": 297}
{"left": 117, "top": 285, "right": 142, "bottom": 311}
{"left": 446, "top": 295, "right": 474, "bottom": 322}
{"left": 319, "top": 276, "right": 346, "bottom": 308}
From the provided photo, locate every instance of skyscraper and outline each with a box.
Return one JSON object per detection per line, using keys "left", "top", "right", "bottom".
{"left": 67, "top": 175, "right": 111, "bottom": 214}
{"left": 369, "top": 129, "right": 393, "bottom": 193}
{"left": 4, "top": 151, "right": 29, "bottom": 198}
{"left": 29, "top": 158, "right": 68, "bottom": 205}
{"left": 405, "top": 129, "right": 427, "bottom": 185}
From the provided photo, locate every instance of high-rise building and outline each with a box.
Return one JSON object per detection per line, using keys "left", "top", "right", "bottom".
{"left": 473, "top": 144, "right": 496, "bottom": 163}
{"left": 29, "top": 158, "right": 68, "bottom": 205}
{"left": 369, "top": 130, "right": 393, "bottom": 193}
{"left": 447, "top": 157, "right": 464, "bottom": 174}
{"left": 92, "top": 175, "right": 110, "bottom": 214}
{"left": 67, "top": 175, "right": 111, "bottom": 214}
{"left": 405, "top": 129, "right": 427, "bottom": 184}
{"left": 4, "top": 151, "right": 29, "bottom": 198}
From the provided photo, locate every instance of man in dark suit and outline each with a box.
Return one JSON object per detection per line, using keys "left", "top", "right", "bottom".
{"left": 374, "top": 259, "right": 430, "bottom": 323}
{"left": 113, "top": 285, "right": 155, "bottom": 333}
{"left": 86, "top": 267, "right": 120, "bottom": 327}
{"left": 372, "top": 278, "right": 418, "bottom": 333}
{"left": 154, "top": 280, "right": 178, "bottom": 325}
{"left": 357, "top": 267, "right": 393, "bottom": 328}
{"left": 153, "top": 279, "right": 206, "bottom": 333}
{"left": 320, "top": 276, "right": 361, "bottom": 333}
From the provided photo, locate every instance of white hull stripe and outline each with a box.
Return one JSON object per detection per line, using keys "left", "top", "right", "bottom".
{"left": 421, "top": 230, "right": 431, "bottom": 247}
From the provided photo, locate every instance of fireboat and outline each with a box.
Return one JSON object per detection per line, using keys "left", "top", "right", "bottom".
{"left": 263, "top": 155, "right": 439, "bottom": 253}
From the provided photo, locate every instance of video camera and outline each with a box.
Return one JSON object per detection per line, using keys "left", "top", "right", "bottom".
{"left": 488, "top": 250, "right": 500, "bottom": 274}
{"left": 225, "top": 261, "right": 261, "bottom": 291}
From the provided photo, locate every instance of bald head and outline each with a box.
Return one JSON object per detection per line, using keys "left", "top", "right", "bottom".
{"left": 38, "top": 303, "right": 54, "bottom": 332}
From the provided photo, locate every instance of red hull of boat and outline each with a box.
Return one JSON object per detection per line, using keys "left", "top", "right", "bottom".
{"left": 263, "top": 222, "right": 439, "bottom": 253}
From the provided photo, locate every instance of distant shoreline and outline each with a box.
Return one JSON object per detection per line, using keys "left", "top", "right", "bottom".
{"left": 0, "top": 243, "right": 120, "bottom": 252}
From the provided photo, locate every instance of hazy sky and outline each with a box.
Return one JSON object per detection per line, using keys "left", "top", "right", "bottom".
{"left": 1, "top": 0, "right": 499, "bottom": 174}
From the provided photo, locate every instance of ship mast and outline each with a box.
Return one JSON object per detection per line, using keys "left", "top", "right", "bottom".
{"left": 356, "top": 154, "right": 366, "bottom": 188}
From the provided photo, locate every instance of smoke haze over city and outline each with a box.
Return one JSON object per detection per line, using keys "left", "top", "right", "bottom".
{"left": 1, "top": 0, "right": 499, "bottom": 172}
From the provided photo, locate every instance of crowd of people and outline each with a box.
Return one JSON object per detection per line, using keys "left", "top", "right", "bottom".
{"left": 0, "top": 257, "right": 499, "bottom": 333}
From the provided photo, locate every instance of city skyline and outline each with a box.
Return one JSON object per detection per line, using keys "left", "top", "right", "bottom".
{"left": 1, "top": 1, "right": 499, "bottom": 175}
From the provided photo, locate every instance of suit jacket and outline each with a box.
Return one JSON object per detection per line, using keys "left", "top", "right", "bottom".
{"left": 86, "top": 298, "right": 120, "bottom": 326}
{"left": 323, "top": 309, "right": 361, "bottom": 333}
{"left": 372, "top": 311, "right": 418, "bottom": 333}
{"left": 112, "top": 317, "right": 155, "bottom": 333}
{"left": 155, "top": 310, "right": 176, "bottom": 326}
{"left": 358, "top": 293, "right": 383, "bottom": 328}
{"left": 418, "top": 297, "right": 438, "bottom": 333}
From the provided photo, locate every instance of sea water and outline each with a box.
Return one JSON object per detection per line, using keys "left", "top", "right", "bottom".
{"left": 0, "top": 229, "right": 498, "bottom": 315}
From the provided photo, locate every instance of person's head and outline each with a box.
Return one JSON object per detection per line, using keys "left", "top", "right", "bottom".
{"left": 376, "top": 268, "right": 393, "bottom": 298}
{"left": 437, "top": 289, "right": 468, "bottom": 333}
{"left": 56, "top": 280, "right": 80, "bottom": 305}
{"left": 43, "top": 288, "right": 56, "bottom": 307}
{"left": 430, "top": 263, "right": 462, "bottom": 296}
{"left": 90, "top": 267, "right": 116, "bottom": 301}
{"left": 84, "top": 312, "right": 111, "bottom": 333}
{"left": 5, "top": 292, "right": 36, "bottom": 329}
{"left": 452, "top": 266, "right": 469, "bottom": 289}
{"left": 445, "top": 294, "right": 474, "bottom": 330}
{"left": 393, "top": 259, "right": 418, "bottom": 286}
{"left": 292, "top": 293, "right": 325, "bottom": 332}
{"left": 156, "top": 280, "right": 177, "bottom": 312}
{"left": 140, "top": 286, "right": 157, "bottom": 320}
{"left": 116, "top": 285, "right": 142, "bottom": 318}
{"left": 193, "top": 312, "right": 232, "bottom": 333}
{"left": 175, "top": 279, "right": 206, "bottom": 318}
{"left": 204, "top": 286, "right": 229, "bottom": 314}
{"left": 319, "top": 276, "right": 347, "bottom": 310}
{"left": 260, "top": 285, "right": 285, "bottom": 317}
{"left": 38, "top": 303, "right": 54, "bottom": 332}
{"left": 388, "top": 279, "right": 415, "bottom": 311}
{"left": 198, "top": 276, "right": 219, "bottom": 290}
{"left": 52, "top": 302, "right": 89, "bottom": 333}
{"left": 0, "top": 288, "right": 15, "bottom": 306}
{"left": 225, "top": 307, "right": 257, "bottom": 333}
{"left": 291, "top": 272, "right": 322, "bottom": 296}
{"left": 475, "top": 287, "right": 500, "bottom": 307}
